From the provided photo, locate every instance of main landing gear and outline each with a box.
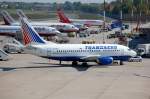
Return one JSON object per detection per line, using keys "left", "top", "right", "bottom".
{"left": 120, "top": 61, "right": 124, "bottom": 65}
{"left": 59, "top": 60, "right": 62, "bottom": 65}
{"left": 82, "top": 62, "right": 88, "bottom": 66}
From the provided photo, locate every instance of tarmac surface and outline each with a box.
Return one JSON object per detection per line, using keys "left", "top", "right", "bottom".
{"left": 0, "top": 54, "right": 150, "bottom": 99}
{"left": 0, "top": 26, "right": 150, "bottom": 99}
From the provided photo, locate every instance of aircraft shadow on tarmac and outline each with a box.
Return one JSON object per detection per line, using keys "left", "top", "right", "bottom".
{"left": 0, "top": 62, "right": 116, "bottom": 72}
{"left": 0, "top": 65, "right": 90, "bottom": 72}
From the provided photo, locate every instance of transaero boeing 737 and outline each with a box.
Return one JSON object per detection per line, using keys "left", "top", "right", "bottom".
{"left": 20, "top": 17, "right": 137, "bottom": 66}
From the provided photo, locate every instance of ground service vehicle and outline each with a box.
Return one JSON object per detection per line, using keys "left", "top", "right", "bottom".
{"left": 137, "top": 44, "right": 150, "bottom": 57}
{"left": 128, "top": 56, "right": 142, "bottom": 62}
{"left": 0, "top": 49, "right": 9, "bottom": 61}
{"left": 3, "top": 38, "right": 24, "bottom": 53}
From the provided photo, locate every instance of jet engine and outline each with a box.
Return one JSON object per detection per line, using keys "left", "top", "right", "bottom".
{"left": 97, "top": 56, "right": 113, "bottom": 65}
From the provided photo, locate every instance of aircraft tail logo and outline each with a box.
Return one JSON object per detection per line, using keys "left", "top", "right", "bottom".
{"left": 57, "top": 9, "right": 71, "bottom": 23}
{"left": 20, "top": 18, "right": 46, "bottom": 45}
{"left": 1, "top": 10, "right": 15, "bottom": 25}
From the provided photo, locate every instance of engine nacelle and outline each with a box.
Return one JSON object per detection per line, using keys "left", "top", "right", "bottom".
{"left": 97, "top": 56, "right": 113, "bottom": 65}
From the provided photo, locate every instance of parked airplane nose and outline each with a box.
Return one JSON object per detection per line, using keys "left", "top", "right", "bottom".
{"left": 75, "top": 27, "right": 79, "bottom": 31}
{"left": 131, "top": 50, "right": 137, "bottom": 57}
{"left": 55, "top": 30, "right": 61, "bottom": 34}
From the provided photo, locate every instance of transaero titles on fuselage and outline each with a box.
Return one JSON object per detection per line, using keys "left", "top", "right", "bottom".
{"left": 85, "top": 46, "right": 117, "bottom": 50}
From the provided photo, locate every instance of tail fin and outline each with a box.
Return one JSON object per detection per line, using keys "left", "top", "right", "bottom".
{"left": 17, "top": 9, "right": 29, "bottom": 20}
{"left": 57, "top": 8, "right": 71, "bottom": 23}
{"left": 20, "top": 18, "right": 46, "bottom": 45}
{"left": 1, "top": 10, "right": 15, "bottom": 25}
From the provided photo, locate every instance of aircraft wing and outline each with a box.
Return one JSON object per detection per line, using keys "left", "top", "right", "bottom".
{"left": 80, "top": 55, "right": 101, "bottom": 61}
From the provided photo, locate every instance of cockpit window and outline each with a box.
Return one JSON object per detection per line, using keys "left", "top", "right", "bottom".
{"left": 128, "top": 48, "right": 131, "bottom": 51}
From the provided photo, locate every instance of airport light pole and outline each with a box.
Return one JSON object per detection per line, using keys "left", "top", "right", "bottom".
{"left": 102, "top": 0, "right": 106, "bottom": 44}
{"left": 139, "top": 0, "right": 142, "bottom": 29}
{"left": 131, "top": 0, "right": 134, "bottom": 34}
{"left": 120, "top": 0, "right": 123, "bottom": 35}
{"left": 146, "top": 0, "right": 149, "bottom": 23}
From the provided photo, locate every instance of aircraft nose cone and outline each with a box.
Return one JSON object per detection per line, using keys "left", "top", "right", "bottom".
{"left": 85, "top": 26, "right": 88, "bottom": 29}
{"left": 132, "top": 50, "right": 137, "bottom": 57}
{"left": 75, "top": 27, "right": 79, "bottom": 31}
{"left": 56, "top": 31, "right": 61, "bottom": 34}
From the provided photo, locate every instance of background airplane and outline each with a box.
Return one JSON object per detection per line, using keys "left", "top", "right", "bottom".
{"left": 57, "top": 8, "right": 104, "bottom": 27}
{"left": 0, "top": 25, "right": 60, "bottom": 37}
{"left": 20, "top": 17, "right": 137, "bottom": 66}
{"left": 1, "top": 10, "right": 79, "bottom": 33}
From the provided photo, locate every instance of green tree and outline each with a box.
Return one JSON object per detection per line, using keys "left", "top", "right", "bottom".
{"left": 63, "top": 1, "right": 73, "bottom": 11}
{"left": 73, "top": 2, "right": 81, "bottom": 11}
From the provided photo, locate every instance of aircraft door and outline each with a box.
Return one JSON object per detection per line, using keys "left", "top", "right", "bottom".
{"left": 47, "top": 48, "right": 52, "bottom": 56}
{"left": 47, "top": 48, "right": 57, "bottom": 56}
{"left": 121, "top": 48, "right": 124, "bottom": 56}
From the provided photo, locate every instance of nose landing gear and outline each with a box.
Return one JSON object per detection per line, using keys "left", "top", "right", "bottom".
{"left": 120, "top": 61, "right": 124, "bottom": 65}
{"left": 72, "top": 61, "right": 78, "bottom": 66}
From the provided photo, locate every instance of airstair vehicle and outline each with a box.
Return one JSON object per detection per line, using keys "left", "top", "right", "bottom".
{"left": 0, "top": 49, "right": 9, "bottom": 61}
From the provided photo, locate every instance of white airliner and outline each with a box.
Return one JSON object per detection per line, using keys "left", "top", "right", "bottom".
{"left": 1, "top": 10, "right": 79, "bottom": 33}
{"left": 0, "top": 25, "right": 60, "bottom": 37}
{"left": 57, "top": 9, "right": 104, "bottom": 27}
{"left": 20, "top": 17, "right": 137, "bottom": 65}
{"left": 17, "top": 9, "right": 88, "bottom": 31}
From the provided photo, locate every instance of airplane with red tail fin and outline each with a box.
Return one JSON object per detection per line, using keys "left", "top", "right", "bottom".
{"left": 57, "top": 9, "right": 104, "bottom": 27}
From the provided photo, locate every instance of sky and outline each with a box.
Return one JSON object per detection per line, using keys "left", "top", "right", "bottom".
{"left": 0, "top": 0, "right": 115, "bottom": 3}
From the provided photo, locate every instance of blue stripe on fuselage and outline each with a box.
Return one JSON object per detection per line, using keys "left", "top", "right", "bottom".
{"left": 44, "top": 56, "right": 131, "bottom": 61}
{"left": 48, "top": 56, "right": 82, "bottom": 61}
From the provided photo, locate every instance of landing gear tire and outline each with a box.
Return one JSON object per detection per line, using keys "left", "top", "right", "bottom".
{"left": 72, "top": 61, "right": 78, "bottom": 66}
{"left": 120, "top": 61, "right": 124, "bottom": 65}
{"left": 59, "top": 60, "right": 62, "bottom": 65}
{"left": 82, "top": 62, "right": 88, "bottom": 66}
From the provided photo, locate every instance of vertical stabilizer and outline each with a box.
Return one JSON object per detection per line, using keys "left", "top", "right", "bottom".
{"left": 17, "top": 9, "right": 29, "bottom": 20}
{"left": 20, "top": 18, "right": 46, "bottom": 45}
{"left": 57, "top": 8, "right": 71, "bottom": 23}
{"left": 1, "top": 10, "right": 15, "bottom": 25}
